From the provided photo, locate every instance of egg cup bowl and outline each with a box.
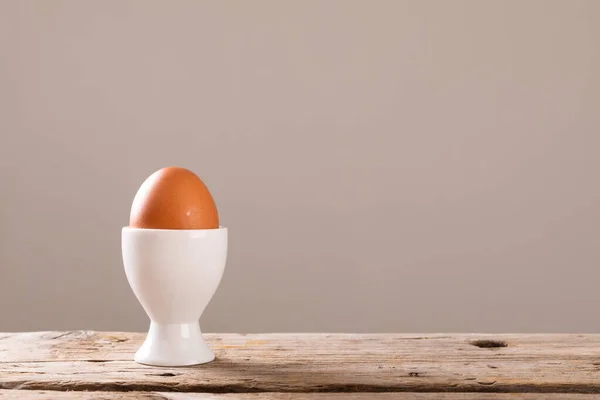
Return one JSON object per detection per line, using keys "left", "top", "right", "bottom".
{"left": 121, "top": 226, "right": 227, "bottom": 367}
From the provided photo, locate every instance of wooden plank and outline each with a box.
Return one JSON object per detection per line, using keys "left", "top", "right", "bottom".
{"left": 2, "top": 332, "right": 600, "bottom": 393}
{"left": 0, "top": 392, "right": 598, "bottom": 399}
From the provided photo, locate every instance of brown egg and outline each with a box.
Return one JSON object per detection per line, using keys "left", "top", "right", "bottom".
{"left": 129, "top": 167, "right": 219, "bottom": 229}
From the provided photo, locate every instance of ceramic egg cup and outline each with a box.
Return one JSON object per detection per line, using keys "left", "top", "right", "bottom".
{"left": 122, "top": 226, "right": 227, "bottom": 367}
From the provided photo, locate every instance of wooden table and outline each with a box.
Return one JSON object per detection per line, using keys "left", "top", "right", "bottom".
{"left": 1, "top": 332, "right": 600, "bottom": 399}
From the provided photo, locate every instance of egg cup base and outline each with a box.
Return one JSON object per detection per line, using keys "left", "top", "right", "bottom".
{"left": 134, "top": 321, "right": 214, "bottom": 367}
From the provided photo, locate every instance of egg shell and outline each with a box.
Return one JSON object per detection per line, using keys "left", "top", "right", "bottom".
{"left": 129, "top": 167, "right": 219, "bottom": 230}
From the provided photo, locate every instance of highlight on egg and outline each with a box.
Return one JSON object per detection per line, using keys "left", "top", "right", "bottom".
{"left": 129, "top": 166, "right": 219, "bottom": 230}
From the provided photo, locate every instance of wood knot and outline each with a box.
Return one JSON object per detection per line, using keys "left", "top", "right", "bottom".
{"left": 408, "top": 372, "right": 422, "bottom": 377}
{"left": 471, "top": 340, "right": 507, "bottom": 348}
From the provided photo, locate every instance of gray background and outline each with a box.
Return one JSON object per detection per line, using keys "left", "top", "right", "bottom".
{"left": 1, "top": 0, "right": 599, "bottom": 333}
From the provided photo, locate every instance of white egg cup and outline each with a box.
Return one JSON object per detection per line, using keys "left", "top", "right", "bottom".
{"left": 121, "top": 226, "right": 227, "bottom": 367}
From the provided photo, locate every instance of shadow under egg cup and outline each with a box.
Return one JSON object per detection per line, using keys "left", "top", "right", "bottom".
{"left": 121, "top": 226, "right": 227, "bottom": 367}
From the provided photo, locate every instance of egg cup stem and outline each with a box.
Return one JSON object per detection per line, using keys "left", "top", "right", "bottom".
{"left": 134, "top": 321, "right": 214, "bottom": 367}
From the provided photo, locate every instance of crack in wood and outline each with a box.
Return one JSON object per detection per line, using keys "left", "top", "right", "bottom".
{"left": 470, "top": 340, "right": 508, "bottom": 349}
{"left": 51, "top": 332, "right": 75, "bottom": 340}
{"left": 5, "top": 380, "right": 600, "bottom": 394}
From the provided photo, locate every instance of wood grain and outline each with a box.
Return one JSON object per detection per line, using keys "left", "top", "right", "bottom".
{"left": 2, "top": 332, "right": 600, "bottom": 394}
{"left": 0, "top": 392, "right": 599, "bottom": 399}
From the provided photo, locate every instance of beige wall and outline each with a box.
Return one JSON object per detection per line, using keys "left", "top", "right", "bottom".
{"left": 1, "top": 0, "right": 599, "bottom": 333}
